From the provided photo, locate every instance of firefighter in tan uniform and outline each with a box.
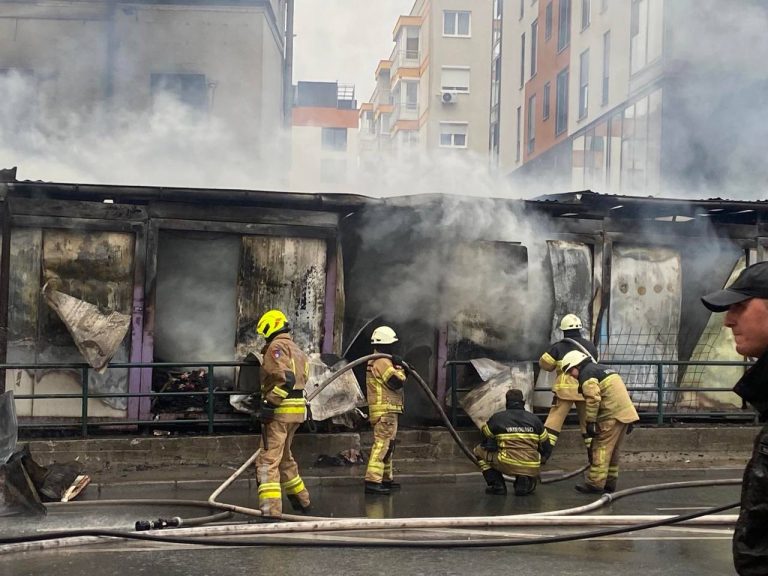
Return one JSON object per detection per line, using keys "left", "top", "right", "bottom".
{"left": 539, "top": 314, "right": 598, "bottom": 460}
{"left": 561, "top": 350, "right": 639, "bottom": 494}
{"left": 473, "top": 389, "right": 552, "bottom": 496}
{"left": 254, "top": 309, "right": 311, "bottom": 517}
{"left": 364, "top": 326, "right": 407, "bottom": 495}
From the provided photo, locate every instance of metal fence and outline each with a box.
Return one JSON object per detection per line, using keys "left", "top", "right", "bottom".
{"left": 445, "top": 358, "right": 754, "bottom": 426}
{"left": 3, "top": 354, "right": 757, "bottom": 438}
{"left": 5, "top": 361, "right": 252, "bottom": 437}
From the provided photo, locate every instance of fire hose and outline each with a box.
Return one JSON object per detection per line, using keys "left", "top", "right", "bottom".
{"left": 305, "top": 353, "right": 588, "bottom": 484}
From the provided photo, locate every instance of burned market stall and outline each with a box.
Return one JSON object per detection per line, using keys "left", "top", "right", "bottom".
{"left": 0, "top": 178, "right": 370, "bottom": 430}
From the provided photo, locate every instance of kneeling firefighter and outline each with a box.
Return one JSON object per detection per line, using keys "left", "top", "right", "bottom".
{"left": 254, "top": 309, "right": 311, "bottom": 517}
{"left": 539, "top": 314, "right": 599, "bottom": 461}
{"left": 364, "top": 326, "right": 407, "bottom": 495}
{"left": 473, "top": 389, "right": 552, "bottom": 496}
{"left": 560, "top": 350, "right": 639, "bottom": 494}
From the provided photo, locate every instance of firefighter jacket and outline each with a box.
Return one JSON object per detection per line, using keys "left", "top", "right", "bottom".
{"left": 260, "top": 333, "right": 309, "bottom": 423}
{"left": 539, "top": 335, "right": 599, "bottom": 401}
{"left": 576, "top": 362, "right": 639, "bottom": 424}
{"left": 366, "top": 357, "right": 406, "bottom": 421}
{"left": 732, "top": 351, "right": 768, "bottom": 575}
{"left": 481, "top": 403, "right": 552, "bottom": 474}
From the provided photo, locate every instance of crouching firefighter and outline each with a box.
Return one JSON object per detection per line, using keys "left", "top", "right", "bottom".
{"left": 254, "top": 309, "right": 311, "bottom": 517}
{"left": 364, "top": 326, "right": 407, "bottom": 495}
{"left": 560, "top": 351, "right": 639, "bottom": 494}
{"left": 473, "top": 389, "right": 552, "bottom": 496}
{"left": 539, "top": 314, "right": 598, "bottom": 462}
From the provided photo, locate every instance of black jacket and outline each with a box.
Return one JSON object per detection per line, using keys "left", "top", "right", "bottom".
{"left": 733, "top": 352, "right": 768, "bottom": 575}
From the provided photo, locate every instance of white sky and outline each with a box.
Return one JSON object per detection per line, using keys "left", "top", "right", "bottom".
{"left": 293, "top": 0, "right": 415, "bottom": 104}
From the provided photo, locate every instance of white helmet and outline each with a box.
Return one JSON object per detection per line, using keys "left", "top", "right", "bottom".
{"left": 371, "top": 326, "right": 398, "bottom": 345}
{"left": 560, "top": 350, "right": 589, "bottom": 373}
{"left": 560, "top": 313, "right": 583, "bottom": 331}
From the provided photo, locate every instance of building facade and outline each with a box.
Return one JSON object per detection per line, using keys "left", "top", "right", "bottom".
{"left": 360, "top": 0, "right": 493, "bottom": 162}
{"left": 0, "top": 0, "right": 290, "bottom": 155}
{"left": 496, "top": 0, "right": 763, "bottom": 196}
{"left": 291, "top": 81, "right": 359, "bottom": 191}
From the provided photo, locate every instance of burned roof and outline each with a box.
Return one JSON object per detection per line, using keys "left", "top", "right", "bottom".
{"left": 528, "top": 190, "right": 768, "bottom": 226}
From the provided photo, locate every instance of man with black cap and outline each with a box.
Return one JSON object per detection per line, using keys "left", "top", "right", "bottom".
{"left": 473, "top": 389, "right": 552, "bottom": 496}
{"left": 702, "top": 261, "right": 768, "bottom": 575}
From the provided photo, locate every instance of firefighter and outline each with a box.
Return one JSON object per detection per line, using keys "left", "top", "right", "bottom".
{"left": 364, "top": 326, "right": 407, "bottom": 495}
{"left": 539, "top": 314, "right": 599, "bottom": 460}
{"left": 254, "top": 309, "right": 311, "bottom": 518}
{"left": 560, "top": 350, "right": 639, "bottom": 494}
{"left": 701, "top": 261, "right": 768, "bottom": 575}
{"left": 473, "top": 388, "right": 552, "bottom": 496}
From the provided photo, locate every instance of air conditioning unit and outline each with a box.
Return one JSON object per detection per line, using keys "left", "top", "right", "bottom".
{"left": 441, "top": 90, "right": 457, "bottom": 104}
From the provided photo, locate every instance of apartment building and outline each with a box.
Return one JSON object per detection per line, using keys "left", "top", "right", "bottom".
{"left": 498, "top": 0, "right": 760, "bottom": 196}
{"left": 291, "top": 81, "right": 359, "bottom": 191}
{"left": 0, "top": 0, "right": 290, "bottom": 153}
{"left": 360, "top": 0, "right": 493, "bottom": 161}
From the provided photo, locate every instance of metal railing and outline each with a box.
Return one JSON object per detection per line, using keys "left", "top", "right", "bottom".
{"left": 5, "top": 361, "right": 255, "bottom": 437}
{"left": 445, "top": 359, "right": 755, "bottom": 426}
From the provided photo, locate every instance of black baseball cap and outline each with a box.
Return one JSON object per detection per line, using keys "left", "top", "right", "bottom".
{"left": 701, "top": 261, "right": 768, "bottom": 312}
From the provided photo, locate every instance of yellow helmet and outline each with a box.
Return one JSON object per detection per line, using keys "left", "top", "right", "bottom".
{"left": 560, "top": 313, "right": 583, "bottom": 331}
{"left": 256, "top": 309, "right": 289, "bottom": 339}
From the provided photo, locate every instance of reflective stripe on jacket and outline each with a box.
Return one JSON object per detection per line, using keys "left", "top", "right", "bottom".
{"left": 577, "top": 362, "right": 639, "bottom": 424}
{"left": 482, "top": 407, "right": 551, "bottom": 472}
{"left": 260, "top": 333, "right": 309, "bottom": 423}
{"left": 366, "top": 357, "right": 406, "bottom": 420}
{"left": 539, "top": 337, "right": 599, "bottom": 401}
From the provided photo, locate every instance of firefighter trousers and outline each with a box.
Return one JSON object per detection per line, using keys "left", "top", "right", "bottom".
{"left": 544, "top": 397, "right": 589, "bottom": 448}
{"left": 255, "top": 419, "right": 311, "bottom": 517}
{"left": 365, "top": 413, "right": 398, "bottom": 484}
{"left": 586, "top": 418, "right": 627, "bottom": 490}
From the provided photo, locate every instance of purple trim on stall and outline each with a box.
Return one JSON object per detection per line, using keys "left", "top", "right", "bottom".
{"left": 322, "top": 240, "right": 337, "bottom": 354}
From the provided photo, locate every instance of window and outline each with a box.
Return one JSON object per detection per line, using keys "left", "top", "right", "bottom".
{"left": 441, "top": 67, "right": 470, "bottom": 92}
{"left": 602, "top": 31, "right": 610, "bottom": 105}
{"left": 543, "top": 82, "right": 551, "bottom": 119}
{"left": 150, "top": 73, "right": 208, "bottom": 110}
{"left": 440, "top": 122, "right": 468, "bottom": 147}
{"left": 444, "top": 11, "right": 471, "bottom": 37}
{"left": 321, "top": 127, "right": 347, "bottom": 151}
{"left": 520, "top": 0, "right": 524, "bottom": 19}
{"left": 520, "top": 33, "right": 526, "bottom": 88}
{"left": 579, "top": 49, "right": 589, "bottom": 119}
{"left": 405, "top": 27, "right": 420, "bottom": 59}
{"left": 405, "top": 81, "right": 418, "bottom": 109}
{"left": 516, "top": 106, "right": 522, "bottom": 161}
{"left": 555, "top": 67, "right": 569, "bottom": 135}
{"left": 530, "top": 20, "right": 538, "bottom": 77}
{"left": 527, "top": 94, "right": 536, "bottom": 154}
{"left": 545, "top": 2, "right": 553, "bottom": 40}
{"left": 557, "top": 0, "right": 571, "bottom": 51}
{"left": 581, "top": 0, "right": 590, "bottom": 30}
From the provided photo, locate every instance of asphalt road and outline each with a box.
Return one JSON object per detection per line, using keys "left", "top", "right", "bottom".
{"left": 0, "top": 467, "right": 743, "bottom": 576}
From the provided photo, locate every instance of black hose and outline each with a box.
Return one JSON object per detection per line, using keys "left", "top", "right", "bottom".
{"left": 0, "top": 501, "right": 739, "bottom": 548}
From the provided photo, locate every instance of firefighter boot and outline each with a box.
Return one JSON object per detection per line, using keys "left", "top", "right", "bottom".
{"left": 382, "top": 481, "right": 401, "bottom": 492}
{"left": 288, "top": 494, "right": 312, "bottom": 514}
{"left": 365, "top": 481, "right": 392, "bottom": 495}
{"left": 574, "top": 482, "right": 604, "bottom": 494}
{"left": 482, "top": 469, "right": 507, "bottom": 496}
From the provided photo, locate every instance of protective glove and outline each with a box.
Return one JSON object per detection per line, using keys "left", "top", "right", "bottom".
{"left": 586, "top": 421, "right": 599, "bottom": 438}
{"left": 626, "top": 423, "right": 635, "bottom": 435}
{"left": 390, "top": 354, "right": 405, "bottom": 367}
{"left": 259, "top": 400, "right": 278, "bottom": 423}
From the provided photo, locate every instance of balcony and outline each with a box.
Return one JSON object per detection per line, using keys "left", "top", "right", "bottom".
{"left": 390, "top": 48, "right": 420, "bottom": 78}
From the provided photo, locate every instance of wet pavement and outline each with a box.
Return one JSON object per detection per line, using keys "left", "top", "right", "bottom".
{"left": 0, "top": 466, "right": 743, "bottom": 575}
